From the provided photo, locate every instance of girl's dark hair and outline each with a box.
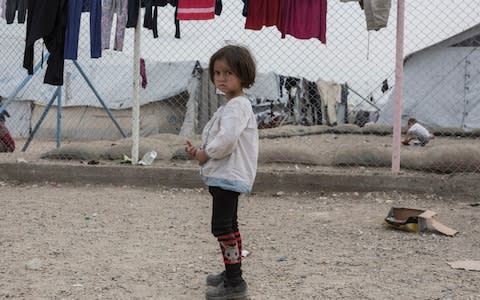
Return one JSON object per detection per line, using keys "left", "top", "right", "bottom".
{"left": 208, "top": 45, "right": 256, "bottom": 88}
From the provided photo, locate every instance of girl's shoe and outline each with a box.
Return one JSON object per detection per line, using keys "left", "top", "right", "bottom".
{"left": 206, "top": 271, "right": 226, "bottom": 286}
{"left": 206, "top": 279, "right": 248, "bottom": 300}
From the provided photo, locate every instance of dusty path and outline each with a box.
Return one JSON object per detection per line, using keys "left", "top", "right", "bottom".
{"left": 1, "top": 182, "right": 479, "bottom": 299}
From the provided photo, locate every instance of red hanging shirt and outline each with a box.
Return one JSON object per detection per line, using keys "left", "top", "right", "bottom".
{"left": 245, "top": 0, "right": 284, "bottom": 30}
{"left": 280, "top": 0, "right": 327, "bottom": 43}
{"left": 177, "top": 0, "right": 215, "bottom": 20}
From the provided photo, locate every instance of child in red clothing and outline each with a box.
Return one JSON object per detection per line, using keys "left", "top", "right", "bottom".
{"left": 0, "top": 109, "right": 15, "bottom": 152}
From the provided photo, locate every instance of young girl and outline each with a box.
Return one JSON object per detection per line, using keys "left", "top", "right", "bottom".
{"left": 185, "top": 45, "right": 258, "bottom": 300}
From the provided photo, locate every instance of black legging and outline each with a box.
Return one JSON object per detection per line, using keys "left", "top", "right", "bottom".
{"left": 209, "top": 186, "right": 239, "bottom": 237}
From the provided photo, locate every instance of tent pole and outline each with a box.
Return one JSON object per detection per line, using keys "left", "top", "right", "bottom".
{"left": 391, "top": 0, "right": 405, "bottom": 174}
{"left": 21, "top": 87, "right": 59, "bottom": 152}
{"left": 0, "top": 53, "right": 49, "bottom": 116}
{"left": 131, "top": 0, "right": 141, "bottom": 165}
{"left": 56, "top": 87, "right": 62, "bottom": 148}
{"left": 72, "top": 60, "right": 127, "bottom": 138}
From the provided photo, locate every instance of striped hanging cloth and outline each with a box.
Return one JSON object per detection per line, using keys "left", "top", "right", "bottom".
{"left": 177, "top": 0, "right": 215, "bottom": 20}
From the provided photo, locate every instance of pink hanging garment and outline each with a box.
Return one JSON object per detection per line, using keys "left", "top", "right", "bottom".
{"left": 177, "top": 0, "right": 215, "bottom": 20}
{"left": 280, "top": 0, "right": 327, "bottom": 43}
{"left": 245, "top": 0, "right": 284, "bottom": 30}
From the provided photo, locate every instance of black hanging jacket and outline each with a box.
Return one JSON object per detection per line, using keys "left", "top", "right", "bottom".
{"left": 127, "top": 0, "right": 180, "bottom": 38}
{"left": 23, "top": 0, "right": 67, "bottom": 86}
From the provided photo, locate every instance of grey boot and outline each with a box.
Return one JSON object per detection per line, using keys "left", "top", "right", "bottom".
{"left": 205, "top": 279, "right": 248, "bottom": 300}
{"left": 206, "top": 271, "right": 226, "bottom": 286}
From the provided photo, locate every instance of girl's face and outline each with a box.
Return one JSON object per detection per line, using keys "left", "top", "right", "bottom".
{"left": 212, "top": 59, "right": 244, "bottom": 100}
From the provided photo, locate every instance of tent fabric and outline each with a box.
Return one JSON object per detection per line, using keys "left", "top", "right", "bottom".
{"left": 2, "top": 58, "right": 283, "bottom": 139}
{"left": 1, "top": 58, "right": 199, "bottom": 109}
{"left": 379, "top": 24, "right": 480, "bottom": 130}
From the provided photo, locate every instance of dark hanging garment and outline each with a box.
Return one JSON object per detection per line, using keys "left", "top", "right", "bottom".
{"left": 140, "top": 58, "right": 147, "bottom": 88}
{"left": 128, "top": 0, "right": 180, "bottom": 39}
{"left": 306, "top": 80, "right": 322, "bottom": 125}
{"left": 381, "top": 79, "right": 389, "bottom": 93}
{"left": 64, "top": 0, "right": 102, "bottom": 60}
{"left": 215, "top": 0, "right": 222, "bottom": 15}
{"left": 5, "top": 0, "right": 27, "bottom": 24}
{"left": 23, "top": 0, "right": 68, "bottom": 86}
{"left": 143, "top": 0, "right": 159, "bottom": 38}
{"left": 126, "top": 0, "right": 139, "bottom": 28}
{"left": 241, "top": 0, "right": 248, "bottom": 17}
{"left": 174, "top": 5, "right": 180, "bottom": 38}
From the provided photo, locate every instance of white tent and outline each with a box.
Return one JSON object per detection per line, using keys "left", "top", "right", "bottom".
{"left": 378, "top": 23, "right": 480, "bottom": 130}
{"left": 1, "top": 53, "right": 282, "bottom": 139}
{"left": 1, "top": 56, "right": 202, "bottom": 139}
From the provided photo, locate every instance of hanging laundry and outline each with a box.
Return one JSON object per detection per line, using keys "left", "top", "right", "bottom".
{"left": 0, "top": 0, "right": 6, "bottom": 20}
{"left": 244, "top": 0, "right": 283, "bottom": 31}
{"left": 64, "top": 0, "right": 102, "bottom": 60}
{"left": 143, "top": 0, "right": 160, "bottom": 38}
{"left": 363, "top": 0, "right": 392, "bottom": 31}
{"left": 316, "top": 79, "right": 342, "bottom": 126}
{"left": 5, "top": 0, "right": 26, "bottom": 24}
{"left": 140, "top": 58, "right": 147, "bottom": 89}
{"left": 173, "top": 5, "right": 180, "bottom": 38}
{"left": 102, "top": 0, "right": 128, "bottom": 51}
{"left": 176, "top": 0, "right": 215, "bottom": 20}
{"left": 214, "top": 0, "right": 222, "bottom": 16}
{"left": 126, "top": 0, "right": 139, "bottom": 28}
{"left": 381, "top": 79, "right": 389, "bottom": 93}
{"left": 23, "top": 0, "right": 68, "bottom": 86}
{"left": 127, "top": 1, "right": 180, "bottom": 39}
{"left": 241, "top": 0, "right": 247, "bottom": 17}
{"left": 305, "top": 80, "right": 323, "bottom": 125}
{"left": 280, "top": 0, "right": 327, "bottom": 43}
{"left": 143, "top": 0, "right": 178, "bottom": 38}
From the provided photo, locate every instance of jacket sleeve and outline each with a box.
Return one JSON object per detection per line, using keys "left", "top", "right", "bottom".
{"left": 204, "top": 101, "right": 249, "bottom": 160}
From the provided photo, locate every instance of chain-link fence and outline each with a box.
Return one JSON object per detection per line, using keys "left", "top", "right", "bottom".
{"left": 1, "top": 0, "right": 479, "bottom": 174}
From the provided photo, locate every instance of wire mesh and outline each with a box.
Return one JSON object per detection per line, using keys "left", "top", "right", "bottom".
{"left": 0, "top": 0, "right": 479, "bottom": 174}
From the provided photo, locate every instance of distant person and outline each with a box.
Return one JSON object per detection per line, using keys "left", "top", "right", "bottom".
{"left": 402, "top": 117, "right": 434, "bottom": 146}
{"left": 0, "top": 109, "right": 15, "bottom": 152}
{"left": 184, "top": 45, "right": 258, "bottom": 300}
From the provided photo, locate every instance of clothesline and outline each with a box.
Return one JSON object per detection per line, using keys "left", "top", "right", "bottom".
{"left": 2, "top": 0, "right": 391, "bottom": 86}
{"left": 8, "top": 0, "right": 330, "bottom": 86}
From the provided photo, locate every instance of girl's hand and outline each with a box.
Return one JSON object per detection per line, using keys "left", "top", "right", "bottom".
{"left": 185, "top": 140, "right": 198, "bottom": 157}
{"left": 185, "top": 140, "right": 210, "bottom": 165}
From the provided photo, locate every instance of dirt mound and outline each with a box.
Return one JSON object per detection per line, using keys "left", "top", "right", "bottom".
{"left": 40, "top": 128, "right": 480, "bottom": 173}
{"left": 334, "top": 144, "right": 480, "bottom": 173}
{"left": 41, "top": 134, "right": 200, "bottom": 162}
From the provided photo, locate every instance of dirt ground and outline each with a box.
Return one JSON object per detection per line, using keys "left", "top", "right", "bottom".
{"left": 1, "top": 182, "right": 479, "bottom": 300}
{"left": 1, "top": 128, "right": 479, "bottom": 299}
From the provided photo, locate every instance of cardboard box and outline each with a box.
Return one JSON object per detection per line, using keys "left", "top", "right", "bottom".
{"left": 384, "top": 207, "right": 458, "bottom": 236}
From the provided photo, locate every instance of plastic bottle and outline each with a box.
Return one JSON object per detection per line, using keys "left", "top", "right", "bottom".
{"left": 139, "top": 150, "right": 157, "bottom": 165}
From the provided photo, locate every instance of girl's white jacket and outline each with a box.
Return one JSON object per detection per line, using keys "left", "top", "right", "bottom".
{"left": 200, "top": 96, "right": 259, "bottom": 193}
